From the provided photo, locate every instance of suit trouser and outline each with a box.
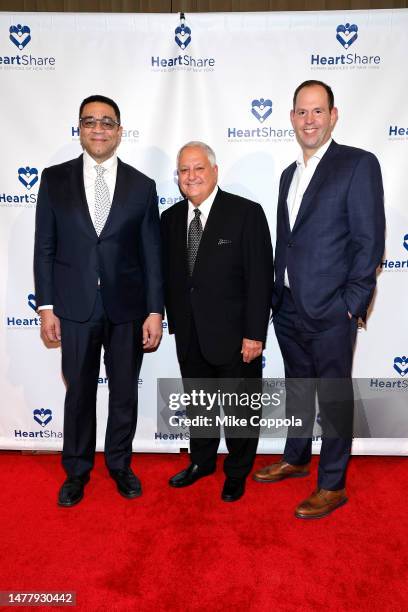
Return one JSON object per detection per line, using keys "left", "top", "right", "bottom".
{"left": 178, "top": 319, "right": 261, "bottom": 479}
{"left": 60, "top": 291, "right": 143, "bottom": 477}
{"left": 273, "top": 288, "right": 357, "bottom": 490}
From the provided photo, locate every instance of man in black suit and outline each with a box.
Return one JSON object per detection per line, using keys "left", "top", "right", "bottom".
{"left": 161, "top": 141, "right": 273, "bottom": 502}
{"left": 254, "top": 80, "right": 385, "bottom": 518}
{"left": 34, "top": 95, "right": 163, "bottom": 506}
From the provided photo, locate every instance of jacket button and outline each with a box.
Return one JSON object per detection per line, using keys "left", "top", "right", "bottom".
{"left": 190, "top": 287, "right": 195, "bottom": 292}
{"left": 288, "top": 242, "right": 293, "bottom": 248}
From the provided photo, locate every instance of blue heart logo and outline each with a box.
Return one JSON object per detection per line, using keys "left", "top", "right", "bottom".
{"left": 336, "top": 23, "right": 358, "bottom": 49}
{"left": 394, "top": 356, "right": 408, "bottom": 377}
{"left": 28, "top": 293, "right": 37, "bottom": 311}
{"left": 18, "top": 166, "right": 38, "bottom": 190}
{"left": 33, "top": 408, "right": 52, "bottom": 427}
{"left": 251, "top": 98, "right": 273, "bottom": 123}
{"left": 175, "top": 409, "right": 188, "bottom": 429}
{"left": 9, "top": 24, "right": 31, "bottom": 50}
{"left": 175, "top": 23, "right": 191, "bottom": 50}
{"left": 403, "top": 234, "right": 408, "bottom": 251}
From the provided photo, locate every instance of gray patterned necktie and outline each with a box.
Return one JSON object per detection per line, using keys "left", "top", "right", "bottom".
{"left": 187, "top": 208, "right": 203, "bottom": 275}
{"left": 94, "top": 165, "right": 111, "bottom": 236}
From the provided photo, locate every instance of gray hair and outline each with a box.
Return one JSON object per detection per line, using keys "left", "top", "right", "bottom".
{"left": 177, "top": 141, "right": 217, "bottom": 168}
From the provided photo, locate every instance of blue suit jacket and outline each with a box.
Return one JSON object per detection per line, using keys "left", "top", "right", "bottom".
{"left": 273, "top": 141, "right": 385, "bottom": 331}
{"left": 34, "top": 155, "right": 163, "bottom": 323}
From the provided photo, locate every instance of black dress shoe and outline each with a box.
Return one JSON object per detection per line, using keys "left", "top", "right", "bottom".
{"left": 58, "top": 474, "right": 90, "bottom": 507}
{"left": 109, "top": 468, "right": 142, "bottom": 499}
{"left": 169, "top": 464, "right": 215, "bottom": 488}
{"left": 221, "top": 477, "right": 245, "bottom": 502}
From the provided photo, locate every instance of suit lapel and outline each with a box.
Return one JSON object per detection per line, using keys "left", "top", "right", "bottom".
{"left": 292, "top": 140, "right": 338, "bottom": 232}
{"left": 279, "top": 163, "right": 296, "bottom": 234}
{"left": 177, "top": 200, "right": 189, "bottom": 277}
{"left": 71, "top": 154, "right": 98, "bottom": 238}
{"left": 100, "top": 158, "right": 126, "bottom": 238}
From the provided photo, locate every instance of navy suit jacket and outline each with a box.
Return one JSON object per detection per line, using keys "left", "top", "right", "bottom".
{"left": 161, "top": 188, "right": 273, "bottom": 364}
{"left": 273, "top": 141, "right": 385, "bottom": 331}
{"left": 34, "top": 154, "right": 163, "bottom": 323}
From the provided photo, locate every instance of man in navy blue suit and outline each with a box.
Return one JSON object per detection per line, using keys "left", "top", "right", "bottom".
{"left": 254, "top": 80, "right": 385, "bottom": 518}
{"left": 34, "top": 95, "right": 163, "bottom": 506}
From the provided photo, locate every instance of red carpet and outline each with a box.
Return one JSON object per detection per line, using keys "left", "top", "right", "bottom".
{"left": 1, "top": 452, "right": 407, "bottom": 611}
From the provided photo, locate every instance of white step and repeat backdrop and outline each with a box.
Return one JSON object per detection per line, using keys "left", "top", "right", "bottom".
{"left": 1, "top": 9, "right": 407, "bottom": 455}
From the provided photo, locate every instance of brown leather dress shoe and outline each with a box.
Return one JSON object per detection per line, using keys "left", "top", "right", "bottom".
{"left": 253, "top": 460, "right": 310, "bottom": 483}
{"left": 295, "top": 488, "right": 348, "bottom": 519}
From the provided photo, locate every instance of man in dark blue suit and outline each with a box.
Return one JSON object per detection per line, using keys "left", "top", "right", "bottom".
{"left": 34, "top": 95, "right": 163, "bottom": 506}
{"left": 254, "top": 80, "right": 385, "bottom": 518}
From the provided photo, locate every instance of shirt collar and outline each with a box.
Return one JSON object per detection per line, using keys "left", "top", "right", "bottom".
{"left": 296, "top": 138, "right": 332, "bottom": 168}
{"left": 83, "top": 149, "right": 118, "bottom": 173}
{"left": 188, "top": 185, "right": 218, "bottom": 218}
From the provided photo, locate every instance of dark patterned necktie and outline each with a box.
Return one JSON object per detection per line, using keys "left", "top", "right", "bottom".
{"left": 187, "top": 208, "right": 203, "bottom": 275}
{"left": 94, "top": 165, "right": 111, "bottom": 236}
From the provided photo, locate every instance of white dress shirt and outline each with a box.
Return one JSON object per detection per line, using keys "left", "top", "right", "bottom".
{"left": 83, "top": 150, "right": 117, "bottom": 224}
{"left": 284, "top": 138, "right": 332, "bottom": 288}
{"left": 187, "top": 185, "right": 218, "bottom": 239}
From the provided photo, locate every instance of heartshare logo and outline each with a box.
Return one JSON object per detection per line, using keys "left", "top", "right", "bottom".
{"left": 175, "top": 13, "right": 191, "bottom": 50}
{"left": 6, "top": 291, "right": 40, "bottom": 328}
{"left": 336, "top": 23, "right": 358, "bottom": 49}
{"left": 251, "top": 98, "right": 273, "bottom": 123}
{"left": 9, "top": 24, "right": 31, "bottom": 50}
{"left": 227, "top": 97, "right": 294, "bottom": 142}
{"left": 1, "top": 165, "right": 39, "bottom": 208}
{"left": 380, "top": 233, "right": 408, "bottom": 272}
{"left": 2, "top": 24, "right": 56, "bottom": 70}
{"left": 18, "top": 166, "right": 38, "bottom": 190}
{"left": 310, "top": 22, "right": 380, "bottom": 69}
{"left": 394, "top": 356, "right": 408, "bottom": 377}
{"left": 152, "top": 12, "right": 213, "bottom": 72}
{"left": 15, "top": 407, "right": 61, "bottom": 439}
{"left": 33, "top": 408, "right": 53, "bottom": 427}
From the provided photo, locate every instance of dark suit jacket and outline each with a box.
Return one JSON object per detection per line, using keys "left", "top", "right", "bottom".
{"left": 161, "top": 188, "right": 273, "bottom": 365}
{"left": 34, "top": 154, "right": 163, "bottom": 323}
{"left": 273, "top": 141, "right": 385, "bottom": 331}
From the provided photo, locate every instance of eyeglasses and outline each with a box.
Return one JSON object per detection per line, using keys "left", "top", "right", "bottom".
{"left": 79, "top": 116, "right": 120, "bottom": 130}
